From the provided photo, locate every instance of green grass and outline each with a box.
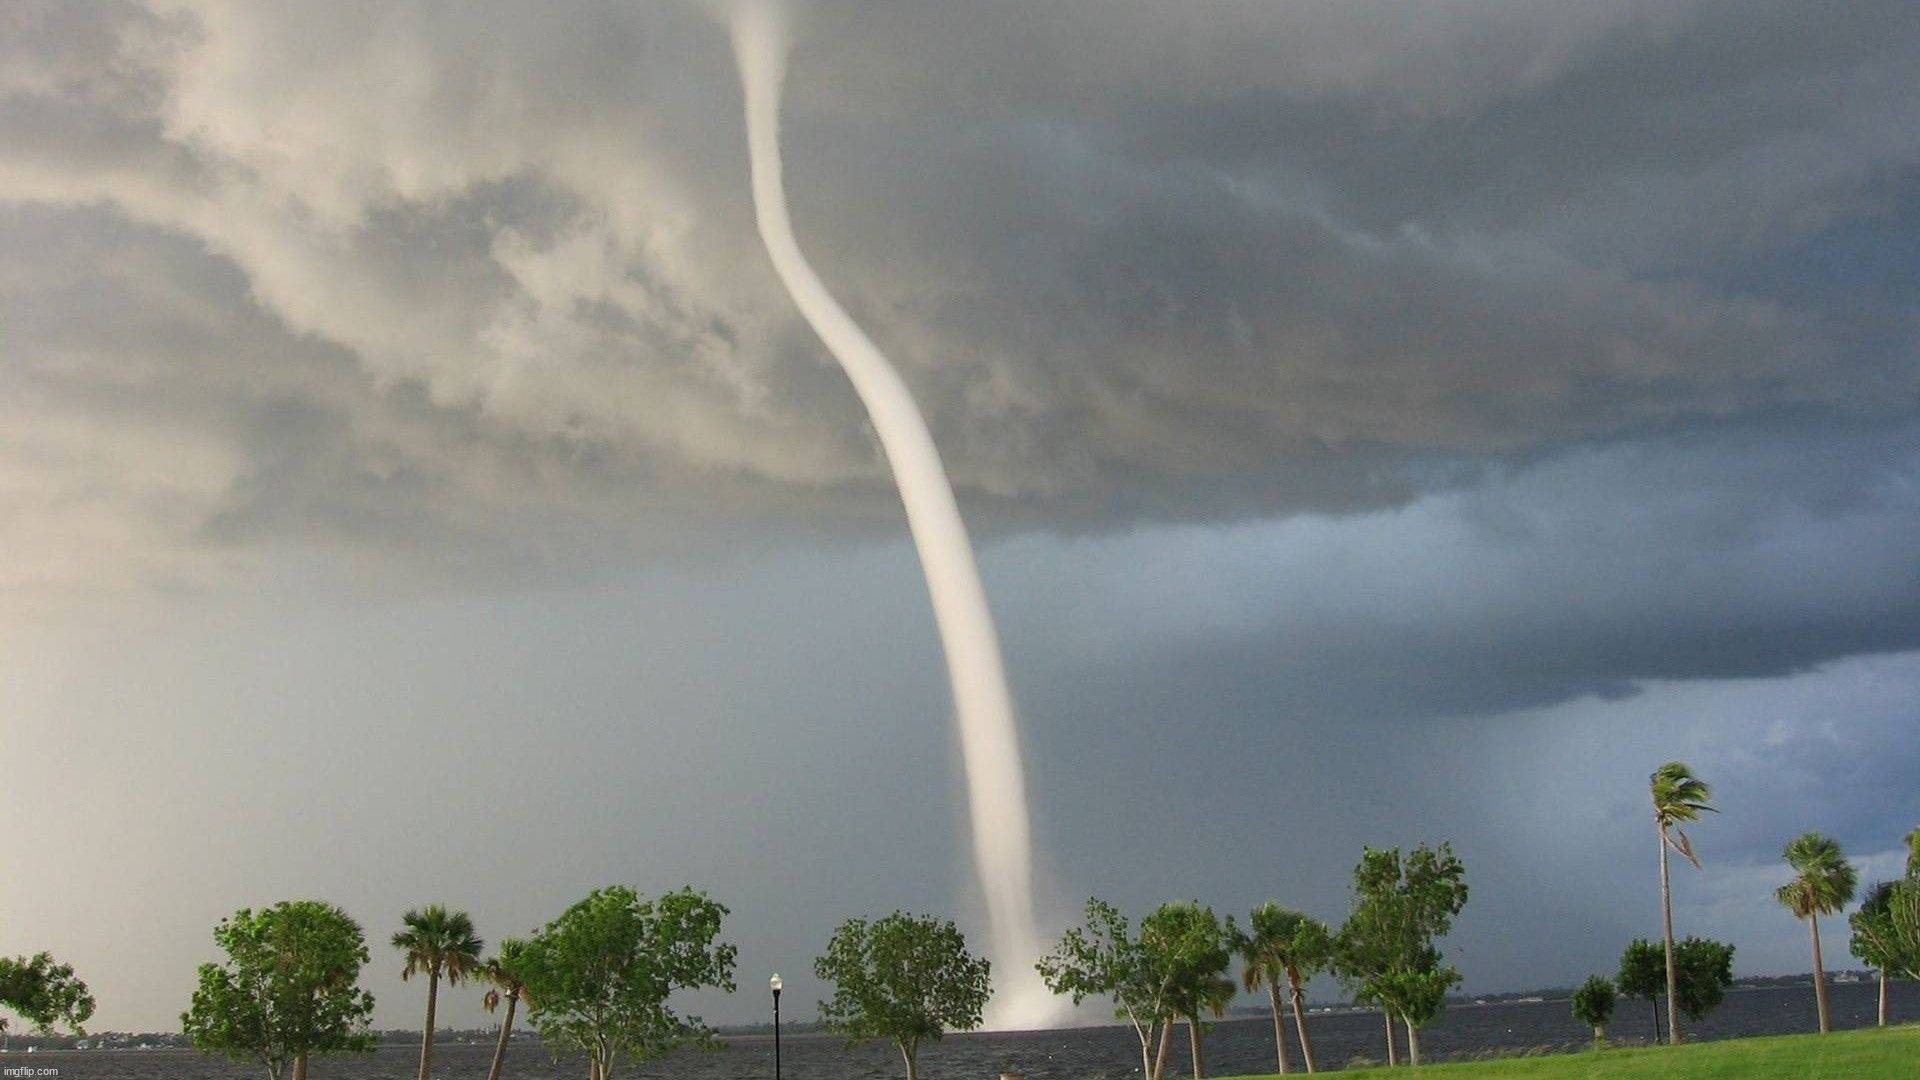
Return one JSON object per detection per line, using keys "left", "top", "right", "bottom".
{"left": 1218, "top": 1023, "right": 1920, "bottom": 1079}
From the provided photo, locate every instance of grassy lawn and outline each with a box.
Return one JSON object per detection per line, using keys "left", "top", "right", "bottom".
{"left": 1218, "top": 1023, "right": 1920, "bottom": 1078}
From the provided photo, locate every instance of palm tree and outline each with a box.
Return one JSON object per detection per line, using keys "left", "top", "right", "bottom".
{"left": 393, "top": 905, "right": 484, "bottom": 1080}
{"left": 1777, "top": 832, "right": 1858, "bottom": 1034}
{"left": 1238, "top": 904, "right": 1330, "bottom": 1074}
{"left": 478, "top": 938, "right": 533, "bottom": 1080}
{"left": 1650, "top": 761, "right": 1714, "bottom": 1045}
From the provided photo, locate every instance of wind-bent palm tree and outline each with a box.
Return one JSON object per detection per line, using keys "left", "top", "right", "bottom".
{"left": 478, "top": 938, "right": 534, "bottom": 1080}
{"left": 1777, "top": 831, "right": 1858, "bottom": 1034}
{"left": 1650, "top": 761, "right": 1714, "bottom": 1045}
{"left": 1238, "top": 904, "right": 1331, "bottom": 1074}
{"left": 393, "top": 905, "right": 484, "bottom": 1080}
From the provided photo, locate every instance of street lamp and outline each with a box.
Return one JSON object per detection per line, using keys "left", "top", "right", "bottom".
{"left": 769, "top": 973, "right": 783, "bottom": 1080}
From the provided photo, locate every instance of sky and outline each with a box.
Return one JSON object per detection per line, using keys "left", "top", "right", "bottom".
{"left": 2, "top": 0, "right": 1918, "bottom": 1033}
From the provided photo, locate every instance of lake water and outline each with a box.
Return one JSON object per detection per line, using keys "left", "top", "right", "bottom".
{"left": 16, "top": 980, "right": 1914, "bottom": 1078}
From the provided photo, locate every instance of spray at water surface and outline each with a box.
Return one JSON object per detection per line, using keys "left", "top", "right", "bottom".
{"left": 729, "top": 2, "right": 1055, "bottom": 1028}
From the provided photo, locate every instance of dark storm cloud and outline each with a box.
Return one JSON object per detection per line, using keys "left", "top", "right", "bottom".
{"left": 5, "top": 0, "right": 1916, "bottom": 565}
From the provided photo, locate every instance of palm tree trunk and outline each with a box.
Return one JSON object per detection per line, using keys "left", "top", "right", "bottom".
{"left": 419, "top": 970, "right": 440, "bottom": 1080}
{"left": 1267, "top": 981, "right": 1291, "bottom": 1074}
{"left": 1810, "top": 912, "right": 1830, "bottom": 1034}
{"left": 1383, "top": 1009, "right": 1398, "bottom": 1066}
{"left": 1659, "top": 826, "right": 1681, "bottom": 1045}
{"left": 1878, "top": 969, "right": 1889, "bottom": 1026}
{"left": 1288, "top": 971, "right": 1317, "bottom": 1073}
{"left": 1153, "top": 1019, "right": 1173, "bottom": 1080}
{"left": 1404, "top": 1018, "right": 1420, "bottom": 1067}
{"left": 1187, "top": 1014, "right": 1204, "bottom": 1079}
{"left": 486, "top": 990, "right": 518, "bottom": 1080}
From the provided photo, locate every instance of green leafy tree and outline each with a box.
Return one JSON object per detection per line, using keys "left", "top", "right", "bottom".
{"left": 392, "top": 904, "right": 484, "bottom": 1080}
{"left": 1615, "top": 939, "right": 1666, "bottom": 1040}
{"left": 1374, "top": 956, "right": 1458, "bottom": 1061}
{"left": 1140, "top": 902, "right": 1234, "bottom": 1080}
{"left": 479, "top": 938, "right": 536, "bottom": 1080}
{"left": 1333, "top": 843, "right": 1467, "bottom": 1066}
{"left": 519, "top": 886, "right": 737, "bottom": 1080}
{"left": 1237, "top": 904, "right": 1332, "bottom": 1074}
{"left": 1570, "top": 975, "right": 1616, "bottom": 1046}
{"left": 1775, "top": 831, "right": 1857, "bottom": 1034}
{"left": 1858, "top": 881, "right": 1920, "bottom": 979}
{"left": 1907, "top": 826, "right": 1920, "bottom": 878}
{"left": 1850, "top": 882, "right": 1903, "bottom": 1027}
{"left": 0, "top": 952, "right": 95, "bottom": 1042}
{"left": 181, "top": 901, "right": 375, "bottom": 1080}
{"left": 1670, "top": 937, "right": 1735, "bottom": 1023}
{"left": 1037, "top": 898, "right": 1179, "bottom": 1080}
{"left": 814, "top": 912, "right": 989, "bottom": 1080}
{"left": 1649, "top": 761, "right": 1714, "bottom": 1045}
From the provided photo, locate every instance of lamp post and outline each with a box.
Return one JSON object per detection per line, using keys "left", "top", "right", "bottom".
{"left": 770, "top": 973, "right": 783, "bottom": 1080}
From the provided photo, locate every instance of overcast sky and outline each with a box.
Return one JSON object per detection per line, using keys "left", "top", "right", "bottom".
{"left": 3, "top": 0, "right": 1918, "bottom": 1033}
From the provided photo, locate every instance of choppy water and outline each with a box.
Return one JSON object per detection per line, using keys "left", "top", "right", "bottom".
{"left": 15, "top": 980, "right": 1914, "bottom": 1078}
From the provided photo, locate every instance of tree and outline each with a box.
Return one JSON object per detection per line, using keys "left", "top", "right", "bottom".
{"left": 1038, "top": 898, "right": 1178, "bottom": 1080}
{"left": 1649, "top": 760, "right": 1714, "bottom": 1044}
{"left": 1333, "top": 843, "right": 1467, "bottom": 1066}
{"left": 1850, "top": 882, "right": 1901, "bottom": 1026}
{"left": 1670, "top": 937, "right": 1735, "bottom": 1023}
{"left": 1373, "top": 957, "right": 1458, "bottom": 1064}
{"left": 1853, "top": 880, "right": 1920, "bottom": 986}
{"left": 1775, "top": 831, "right": 1857, "bottom": 1034}
{"left": 519, "top": 886, "right": 737, "bottom": 1080}
{"left": 1570, "top": 975, "right": 1616, "bottom": 1047}
{"left": 1908, "top": 825, "right": 1920, "bottom": 878}
{"left": 1615, "top": 939, "right": 1666, "bottom": 1040}
{"left": 392, "top": 904, "right": 484, "bottom": 1080}
{"left": 1140, "top": 902, "right": 1234, "bottom": 1080}
{"left": 479, "top": 938, "right": 536, "bottom": 1080}
{"left": 1237, "top": 904, "right": 1332, "bottom": 1074}
{"left": 181, "top": 901, "right": 375, "bottom": 1080}
{"left": 814, "top": 912, "right": 989, "bottom": 1080}
{"left": 0, "top": 952, "right": 94, "bottom": 1042}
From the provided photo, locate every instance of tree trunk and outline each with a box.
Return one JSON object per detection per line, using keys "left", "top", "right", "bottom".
{"left": 1650, "top": 996, "right": 1661, "bottom": 1043}
{"left": 418, "top": 968, "right": 440, "bottom": 1080}
{"left": 1383, "top": 1009, "right": 1398, "bottom": 1066}
{"left": 1153, "top": 1019, "right": 1173, "bottom": 1080}
{"left": 1879, "top": 969, "right": 1889, "bottom": 1026}
{"left": 1659, "top": 826, "right": 1681, "bottom": 1045}
{"left": 294, "top": 1052, "right": 309, "bottom": 1080}
{"left": 1287, "top": 970, "right": 1317, "bottom": 1074}
{"left": 901, "top": 1037, "right": 919, "bottom": 1080}
{"left": 1404, "top": 1017, "right": 1420, "bottom": 1067}
{"left": 1592, "top": 1025, "right": 1604, "bottom": 1047}
{"left": 1187, "top": 1015, "right": 1204, "bottom": 1079}
{"left": 1137, "top": 1023, "right": 1157, "bottom": 1080}
{"left": 1810, "top": 912, "right": 1831, "bottom": 1034}
{"left": 1267, "top": 981, "right": 1291, "bottom": 1074}
{"left": 486, "top": 989, "right": 518, "bottom": 1080}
